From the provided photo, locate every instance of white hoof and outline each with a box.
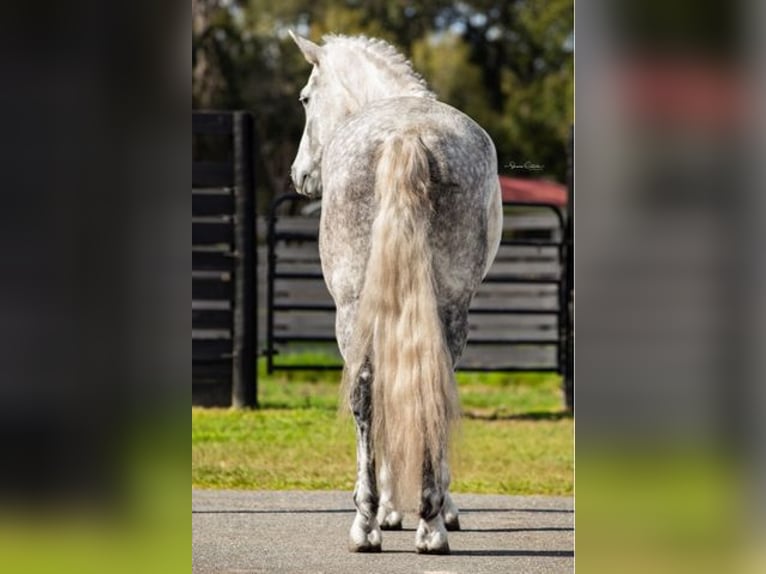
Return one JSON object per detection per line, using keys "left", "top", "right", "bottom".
{"left": 349, "top": 513, "right": 382, "bottom": 553}
{"left": 376, "top": 506, "right": 403, "bottom": 530}
{"left": 415, "top": 516, "right": 450, "bottom": 554}
{"left": 442, "top": 493, "right": 460, "bottom": 531}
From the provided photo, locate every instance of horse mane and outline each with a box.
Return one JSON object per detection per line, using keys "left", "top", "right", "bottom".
{"left": 322, "top": 34, "right": 436, "bottom": 100}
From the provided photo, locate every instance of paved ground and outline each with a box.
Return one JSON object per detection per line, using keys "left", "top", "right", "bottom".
{"left": 193, "top": 490, "right": 574, "bottom": 573}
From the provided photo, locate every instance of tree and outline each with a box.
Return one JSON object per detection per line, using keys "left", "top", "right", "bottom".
{"left": 192, "top": 0, "right": 573, "bottom": 207}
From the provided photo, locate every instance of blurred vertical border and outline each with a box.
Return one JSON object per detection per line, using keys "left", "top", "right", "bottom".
{"left": 575, "top": 0, "right": 766, "bottom": 572}
{"left": 0, "top": 1, "right": 189, "bottom": 572}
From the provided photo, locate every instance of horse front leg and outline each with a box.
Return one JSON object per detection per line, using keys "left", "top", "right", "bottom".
{"left": 415, "top": 451, "right": 450, "bottom": 554}
{"left": 348, "top": 361, "right": 382, "bottom": 552}
{"left": 376, "top": 457, "right": 403, "bottom": 530}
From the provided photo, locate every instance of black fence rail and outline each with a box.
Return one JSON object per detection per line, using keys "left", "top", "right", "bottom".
{"left": 193, "top": 111, "right": 257, "bottom": 407}
{"left": 265, "top": 193, "right": 570, "bottom": 376}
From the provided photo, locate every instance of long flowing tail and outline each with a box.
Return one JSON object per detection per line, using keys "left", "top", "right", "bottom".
{"left": 342, "top": 132, "right": 459, "bottom": 510}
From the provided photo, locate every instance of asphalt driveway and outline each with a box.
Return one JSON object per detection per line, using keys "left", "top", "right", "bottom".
{"left": 193, "top": 489, "right": 574, "bottom": 573}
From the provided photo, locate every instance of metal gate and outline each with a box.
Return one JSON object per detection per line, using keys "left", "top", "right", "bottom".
{"left": 265, "top": 193, "right": 569, "bottom": 377}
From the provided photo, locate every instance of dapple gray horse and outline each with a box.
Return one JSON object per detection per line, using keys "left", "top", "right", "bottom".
{"left": 289, "top": 32, "right": 502, "bottom": 554}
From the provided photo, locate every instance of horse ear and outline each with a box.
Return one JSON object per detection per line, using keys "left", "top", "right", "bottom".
{"left": 288, "top": 30, "right": 322, "bottom": 66}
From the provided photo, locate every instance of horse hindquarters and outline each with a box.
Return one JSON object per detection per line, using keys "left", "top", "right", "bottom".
{"left": 343, "top": 132, "right": 458, "bottom": 554}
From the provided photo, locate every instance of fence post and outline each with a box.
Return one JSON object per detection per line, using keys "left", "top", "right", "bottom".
{"left": 231, "top": 112, "right": 257, "bottom": 408}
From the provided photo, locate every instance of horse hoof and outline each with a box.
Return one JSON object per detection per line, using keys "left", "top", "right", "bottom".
{"left": 416, "top": 542, "right": 450, "bottom": 555}
{"left": 377, "top": 509, "right": 403, "bottom": 531}
{"left": 444, "top": 516, "right": 461, "bottom": 531}
{"left": 379, "top": 511, "right": 403, "bottom": 531}
{"left": 415, "top": 516, "right": 450, "bottom": 554}
{"left": 349, "top": 512, "right": 382, "bottom": 552}
{"left": 349, "top": 541, "right": 382, "bottom": 553}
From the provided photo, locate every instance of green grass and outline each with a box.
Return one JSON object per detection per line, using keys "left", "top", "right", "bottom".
{"left": 576, "top": 447, "right": 743, "bottom": 574}
{"left": 0, "top": 418, "right": 190, "bottom": 574}
{"left": 456, "top": 370, "right": 565, "bottom": 417}
{"left": 192, "top": 356, "right": 573, "bottom": 495}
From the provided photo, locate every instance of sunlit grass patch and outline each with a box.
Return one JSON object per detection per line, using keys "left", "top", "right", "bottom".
{"left": 193, "top": 354, "right": 572, "bottom": 495}
{"left": 256, "top": 355, "right": 567, "bottom": 417}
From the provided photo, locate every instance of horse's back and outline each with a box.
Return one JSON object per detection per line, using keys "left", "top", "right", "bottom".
{"left": 320, "top": 97, "right": 501, "bottom": 359}
{"left": 324, "top": 97, "right": 497, "bottom": 197}
{"left": 322, "top": 96, "right": 498, "bottom": 274}
{"left": 322, "top": 97, "right": 498, "bottom": 235}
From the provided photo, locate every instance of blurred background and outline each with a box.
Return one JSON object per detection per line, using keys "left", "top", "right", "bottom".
{"left": 192, "top": 0, "right": 574, "bottom": 210}
{"left": 576, "top": 0, "right": 766, "bottom": 572}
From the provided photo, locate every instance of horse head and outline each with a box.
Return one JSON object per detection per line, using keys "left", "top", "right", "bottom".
{"left": 288, "top": 32, "right": 435, "bottom": 199}
{"left": 289, "top": 32, "right": 347, "bottom": 198}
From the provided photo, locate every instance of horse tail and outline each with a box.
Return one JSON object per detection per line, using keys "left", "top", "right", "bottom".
{"left": 342, "top": 132, "right": 459, "bottom": 510}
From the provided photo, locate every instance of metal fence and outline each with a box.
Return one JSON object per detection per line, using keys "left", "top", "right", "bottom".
{"left": 192, "top": 111, "right": 257, "bottom": 407}
{"left": 265, "top": 193, "right": 570, "bottom": 377}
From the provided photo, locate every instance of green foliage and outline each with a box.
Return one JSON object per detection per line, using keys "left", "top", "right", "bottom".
{"left": 411, "top": 32, "right": 493, "bottom": 128}
{"left": 192, "top": 1, "right": 573, "bottom": 208}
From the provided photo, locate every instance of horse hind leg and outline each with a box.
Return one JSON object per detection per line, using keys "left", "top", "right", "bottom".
{"left": 348, "top": 361, "right": 382, "bottom": 552}
{"left": 415, "top": 453, "right": 450, "bottom": 554}
{"left": 441, "top": 460, "right": 460, "bottom": 531}
{"left": 376, "top": 458, "right": 403, "bottom": 530}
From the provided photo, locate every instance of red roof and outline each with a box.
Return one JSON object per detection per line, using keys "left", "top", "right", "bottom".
{"left": 499, "top": 176, "right": 567, "bottom": 206}
{"left": 618, "top": 58, "right": 746, "bottom": 129}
